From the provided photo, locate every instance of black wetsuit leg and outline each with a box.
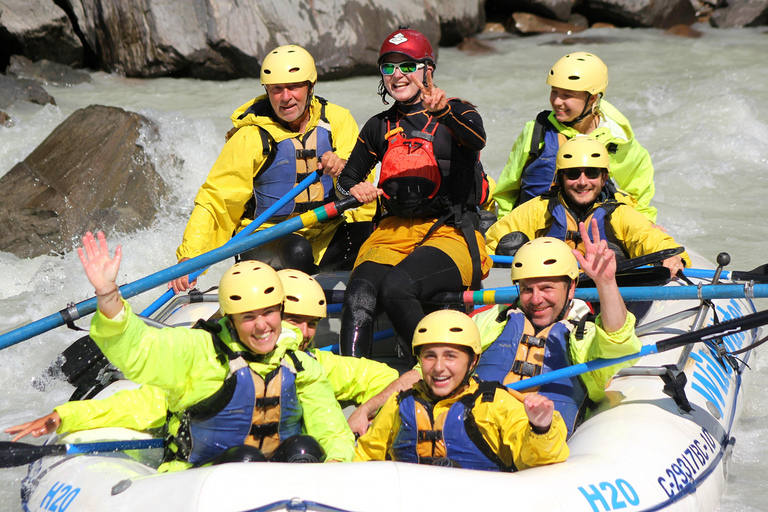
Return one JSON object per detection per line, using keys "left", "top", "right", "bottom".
{"left": 317, "top": 221, "right": 374, "bottom": 272}
{"left": 238, "top": 234, "right": 315, "bottom": 274}
{"left": 379, "top": 246, "right": 464, "bottom": 361}
{"left": 339, "top": 261, "right": 390, "bottom": 358}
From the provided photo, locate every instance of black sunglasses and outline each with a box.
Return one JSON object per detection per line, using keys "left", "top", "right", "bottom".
{"left": 561, "top": 168, "right": 604, "bottom": 181}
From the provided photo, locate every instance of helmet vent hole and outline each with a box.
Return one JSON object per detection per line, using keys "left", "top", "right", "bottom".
{"left": 513, "top": 262, "right": 523, "bottom": 268}
{"left": 229, "top": 295, "right": 242, "bottom": 301}
{"left": 417, "top": 327, "right": 427, "bottom": 333}
{"left": 563, "top": 154, "right": 573, "bottom": 159}
{"left": 449, "top": 327, "right": 463, "bottom": 333}
{"left": 263, "top": 70, "right": 271, "bottom": 75}
{"left": 232, "top": 271, "right": 241, "bottom": 275}
{"left": 568, "top": 75, "right": 580, "bottom": 81}
{"left": 543, "top": 258, "right": 557, "bottom": 266}
{"left": 286, "top": 296, "right": 299, "bottom": 303}
{"left": 288, "top": 67, "right": 300, "bottom": 74}
{"left": 264, "top": 286, "right": 275, "bottom": 295}
{"left": 319, "top": 300, "right": 326, "bottom": 306}
{"left": 591, "top": 153, "right": 601, "bottom": 158}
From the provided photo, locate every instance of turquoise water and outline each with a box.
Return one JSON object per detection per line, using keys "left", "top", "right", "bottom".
{"left": 0, "top": 25, "right": 767, "bottom": 511}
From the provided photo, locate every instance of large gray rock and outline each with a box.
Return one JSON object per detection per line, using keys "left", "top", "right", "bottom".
{"left": 0, "top": 0, "right": 83, "bottom": 68}
{"left": 61, "top": 0, "right": 481, "bottom": 79}
{"left": 0, "top": 105, "right": 168, "bottom": 258}
{"left": 7, "top": 55, "right": 92, "bottom": 87}
{"left": 0, "top": 74, "right": 56, "bottom": 109}
{"left": 583, "top": 0, "right": 697, "bottom": 28}
{"left": 438, "top": 0, "right": 486, "bottom": 45}
{"left": 710, "top": 0, "right": 768, "bottom": 27}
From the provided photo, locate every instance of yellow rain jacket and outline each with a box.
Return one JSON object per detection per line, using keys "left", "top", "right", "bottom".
{"left": 355, "top": 378, "right": 568, "bottom": 469}
{"left": 472, "top": 301, "right": 641, "bottom": 402}
{"left": 494, "top": 100, "right": 657, "bottom": 223}
{"left": 176, "top": 95, "right": 373, "bottom": 265}
{"left": 89, "top": 301, "right": 355, "bottom": 466}
{"left": 484, "top": 190, "right": 689, "bottom": 266}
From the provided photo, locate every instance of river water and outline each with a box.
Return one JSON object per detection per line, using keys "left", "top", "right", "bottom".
{"left": 0, "top": 25, "right": 767, "bottom": 511}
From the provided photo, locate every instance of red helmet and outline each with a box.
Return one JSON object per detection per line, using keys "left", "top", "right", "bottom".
{"left": 378, "top": 29, "right": 436, "bottom": 68}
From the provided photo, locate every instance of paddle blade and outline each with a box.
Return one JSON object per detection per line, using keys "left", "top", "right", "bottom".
{"left": 0, "top": 441, "right": 65, "bottom": 468}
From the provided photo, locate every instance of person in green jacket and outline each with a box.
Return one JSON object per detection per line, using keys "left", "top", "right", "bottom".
{"left": 493, "top": 51, "right": 657, "bottom": 223}
{"left": 77, "top": 231, "right": 354, "bottom": 469}
{"left": 4, "top": 268, "right": 400, "bottom": 446}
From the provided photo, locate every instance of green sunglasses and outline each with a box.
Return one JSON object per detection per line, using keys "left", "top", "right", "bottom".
{"left": 380, "top": 61, "right": 425, "bottom": 76}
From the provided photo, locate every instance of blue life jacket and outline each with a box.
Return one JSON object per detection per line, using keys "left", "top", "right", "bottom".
{"left": 240, "top": 97, "right": 335, "bottom": 219}
{"left": 474, "top": 310, "right": 588, "bottom": 436}
{"left": 541, "top": 186, "right": 624, "bottom": 258}
{"left": 392, "top": 381, "right": 515, "bottom": 472}
{"left": 182, "top": 320, "right": 303, "bottom": 466}
{"left": 517, "top": 111, "right": 561, "bottom": 207}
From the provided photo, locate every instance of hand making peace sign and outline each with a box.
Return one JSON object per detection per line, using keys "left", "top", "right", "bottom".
{"left": 413, "top": 69, "right": 447, "bottom": 113}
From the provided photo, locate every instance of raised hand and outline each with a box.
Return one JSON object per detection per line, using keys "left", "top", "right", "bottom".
{"left": 77, "top": 231, "right": 124, "bottom": 318}
{"left": 5, "top": 412, "right": 61, "bottom": 442}
{"left": 78, "top": 231, "right": 122, "bottom": 295}
{"left": 572, "top": 218, "right": 616, "bottom": 287}
{"left": 414, "top": 69, "right": 447, "bottom": 113}
{"left": 523, "top": 393, "right": 554, "bottom": 431}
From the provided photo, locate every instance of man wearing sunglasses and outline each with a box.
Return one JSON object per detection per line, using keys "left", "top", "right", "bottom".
{"left": 171, "top": 45, "right": 374, "bottom": 293}
{"left": 485, "top": 136, "right": 687, "bottom": 277}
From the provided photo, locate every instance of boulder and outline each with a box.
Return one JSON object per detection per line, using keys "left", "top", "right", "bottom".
{"left": 0, "top": 74, "right": 56, "bottom": 109}
{"left": 61, "top": 0, "right": 482, "bottom": 79}
{"left": 0, "top": 111, "right": 11, "bottom": 126}
{"left": 485, "top": 0, "right": 576, "bottom": 23}
{"left": 6, "top": 55, "right": 92, "bottom": 87}
{"left": 710, "top": 0, "right": 768, "bottom": 27}
{"left": 582, "top": 0, "right": 697, "bottom": 28}
{"left": 0, "top": 105, "right": 168, "bottom": 258}
{"left": 511, "top": 12, "right": 587, "bottom": 34}
{"left": 0, "top": 0, "right": 83, "bottom": 69}
{"left": 438, "top": 0, "right": 486, "bottom": 45}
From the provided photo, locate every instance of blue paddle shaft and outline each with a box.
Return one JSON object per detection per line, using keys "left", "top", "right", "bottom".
{"left": 0, "top": 197, "right": 359, "bottom": 350}
{"left": 66, "top": 438, "right": 164, "bottom": 454}
{"left": 140, "top": 170, "right": 322, "bottom": 317}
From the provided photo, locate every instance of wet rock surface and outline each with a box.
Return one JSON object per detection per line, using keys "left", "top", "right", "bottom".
{"left": 0, "top": 74, "right": 55, "bottom": 109}
{"left": 6, "top": 55, "right": 92, "bottom": 86}
{"left": 0, "top": 105, "right": 169, "bottom": 258}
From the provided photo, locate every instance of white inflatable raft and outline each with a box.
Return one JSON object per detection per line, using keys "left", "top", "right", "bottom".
{"left": 19, "top": 251, "right": 762, "bottom": 512}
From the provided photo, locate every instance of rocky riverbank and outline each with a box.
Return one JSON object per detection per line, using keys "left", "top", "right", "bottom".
{"left": 1, "top": 0, "right": 766, "bottom": 82}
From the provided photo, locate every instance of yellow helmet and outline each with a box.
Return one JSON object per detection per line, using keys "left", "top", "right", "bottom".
{"left": 546, "top": 52, "right": 608, "bottom": 96}
{"left": 511, "top": 237, "right": 579, "bottom": 283}
{"left": 260, "top": 45, "right": 317, "bottom": 85}
{"left": 218, "top": 261, "right": 285, "bottom": 315}
{"left": 556, "top": 136, "right": 610, "bottom": 171}
{"left": 277, "top": 269, "right": 327, "bottom": 319}
{"left": 412, "top": 310, "right": 481, "bottom": 356}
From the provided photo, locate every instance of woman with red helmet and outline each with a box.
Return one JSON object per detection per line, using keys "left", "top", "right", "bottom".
{"left": 336, "top": 28, "right": 492, "bottom": 363}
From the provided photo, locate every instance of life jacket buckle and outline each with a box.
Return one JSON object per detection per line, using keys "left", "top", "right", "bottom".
{"left": 512, "top": 360, "right": 542, "bottom": 378}
{"left": 522, "top": 334, "right": 546, "bottom": 348}
{"left": 418, "top": 430, "right": 443, "bottom": 441}
{"left": 256, "top": 396, "right": 280, "bottom": 408}
{"left": 295, "top": 149, "right": 316, "bottom": 159}
{"left": 249, "top": 422, "right": 279, "bottom": 438}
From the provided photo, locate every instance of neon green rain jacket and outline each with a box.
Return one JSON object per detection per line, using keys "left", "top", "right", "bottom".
{"left": 176, "top": 95, "right": 371, "bottom": 264}
{"left": 309, "top": 350, "right": 399, "bottom": 405}
{"left": 89, "top": 301, "right": 355, "bottom": 464}
{"left": 54, "top": 384, "right": 168, "bottom": 434}
{"left": 472, "top": 301, "right": 641, "bottom": 402}
{"left": 494, "top": 100, "right": 657, "bottom": 223}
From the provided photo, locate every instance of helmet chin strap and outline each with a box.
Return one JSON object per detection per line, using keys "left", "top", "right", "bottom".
{"left": 564, "top": 94, "right": 600, "bottom": 127}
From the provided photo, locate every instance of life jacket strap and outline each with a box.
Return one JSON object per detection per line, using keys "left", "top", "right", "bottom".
{"left": 256, "top": 396, "right": 280, "bottom": 408}
{"left": 418, "top": 430, "right": 443, "bottom": 442}
{"left": 296, "top": 149, "right": 317, "bottom": 159}
{"left": 250, "top": 422, "right": 279, "bottom": 438}
{"left": 511, "top": 360, "right": 542, "bottom": 378}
